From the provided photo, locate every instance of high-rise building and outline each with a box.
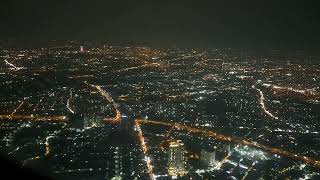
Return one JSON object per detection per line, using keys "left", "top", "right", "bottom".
{"left": 225, "top": 144, "right": 231, "bottom": 156}
{"left": 201, "top": 149, "right": 217, "bottom": 167}
{"left": 80, "top": 46, "right": 84, "bottom": 52}
{"left": 114, "top": 146, "right": 122, "bottom": 177}
{"left": 167, "top": 140, "right": 187, "bottom": 177}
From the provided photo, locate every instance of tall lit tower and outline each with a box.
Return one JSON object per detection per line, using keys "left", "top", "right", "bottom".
{"left": 80, "top": 46, "right": 84, "bottom": 52}
{"left": 167, "top": 140, "right": 187, "bottom": 177}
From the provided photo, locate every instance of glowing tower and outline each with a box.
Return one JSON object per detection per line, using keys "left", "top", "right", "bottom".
{"left": 167, "top": 140, "right": 187, "bottom": 177}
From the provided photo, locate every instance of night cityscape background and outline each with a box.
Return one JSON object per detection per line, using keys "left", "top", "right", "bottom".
{"left": 0, "top": 0, "right": 319, "bottom": 180}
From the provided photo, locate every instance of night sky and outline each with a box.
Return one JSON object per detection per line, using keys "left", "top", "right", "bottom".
{"left": 1, "top": 0, "right": 319, "bottom": 48}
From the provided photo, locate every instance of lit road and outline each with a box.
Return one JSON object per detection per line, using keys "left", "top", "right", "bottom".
{"left": 115, "top": 62, "right": 162, "bottom": 73}
{"left": 85, "top": 82, "right": 122, "bottom": 124}
{"left": 4, "top": 59, "right": 24, "bottom": 70}
{"left": 135, "top": 119, "right": 320, "bottom": 168}
{"left": 134, "top": 120, "right": 155, "bottom": 180}
{"left": 241, "top": 161, "right": 257, "bottom": 180}
{"left": 66, "top": 90, "right": 75, "bottom": 114}
{"left": 252, "top": 85, "right": 279, "bottom": 120}
{"left": 0, "top": 115, "right": 67, "bottom": 122}
{"left": 262, "top": 83, "right": 318, "bottom": 97}
{"left": 214, "top": 155, "right": 230, "bottom": 170}
{"left": 10, "top": 101, "right": 25, "bottom": 116}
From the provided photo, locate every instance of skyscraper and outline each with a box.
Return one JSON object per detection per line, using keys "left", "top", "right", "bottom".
{"left": 167, "top": 140, "right": 187, "bottom": 177}
{"left": 80, "top": 46, "right": 84, "bottom": 52}
{"left": 201, "top": 149, "right": 217, "bottom": 167}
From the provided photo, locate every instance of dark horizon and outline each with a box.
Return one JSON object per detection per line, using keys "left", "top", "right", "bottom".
{"left": 1, "top": 0, "right": 319, "bottom": 49}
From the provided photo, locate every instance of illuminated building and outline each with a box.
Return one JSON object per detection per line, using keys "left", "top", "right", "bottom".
{"left": 225, "top": 144, "right": 231, "bottom": 156}
{"left": 167, "top": 140, "right": 187, "bottom": 177}
{"left": 114, "top": 146, "right": 123, "bottom": 177}
{"left": 201, "top": 149, "right": 217, "bottom": 167}
{"left": 80, "top": 46, "right": 84, "bottom": 52}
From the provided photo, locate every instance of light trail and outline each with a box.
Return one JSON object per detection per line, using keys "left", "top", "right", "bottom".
{"left": 136, "top": 119, "right": 320, "bottom": 168}
{"left": 134, "top": 120, "right": 155, "bottom": 180}
{"left": 4, "top": 60, "right": 23, "bottom": 70}
{"left": 86, "top": 82, "right": 122, "bottom": 124}
{"left": 11, "top": 101, "right": 24, "bottom": 116}
{"left": 0, "top": 115, "right": 67, "bottom": 122}
{"left": 252, "top": 85, "right": 279, "bottom": 120}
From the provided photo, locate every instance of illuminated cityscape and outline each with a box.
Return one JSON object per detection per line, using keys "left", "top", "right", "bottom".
{"left": 0, "top": 41, "right": 319, "bottom": 179}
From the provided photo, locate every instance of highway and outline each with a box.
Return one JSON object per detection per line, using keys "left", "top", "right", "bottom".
{"left": 115, "top": 62, "right": 162, "bottom": 73}
{"left": 262, "top": 83, "right": 318, "bottom": 97}
{"left": 0, "top": 115, "right": 67, "bottom": 122}
{"left": 66, "top": 90, "right": 75, "bottom": 114}
{"left": 252, "top": 85, "right": 279, "bottom": 120}
{"left": 134, "top": 120, "right": 155, "bottom": 180}
{"left": 85, "top": 82, "right": 122, "bottom": 124}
